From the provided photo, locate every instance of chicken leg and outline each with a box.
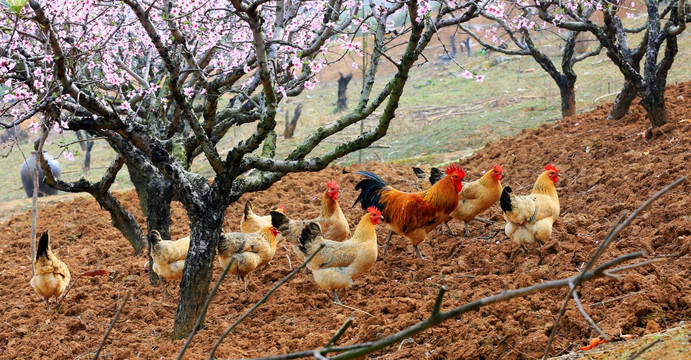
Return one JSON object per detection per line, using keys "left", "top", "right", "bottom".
{"left": 332, "top": 290, "right": 342, "bottom": 305}
{"left": 381, "top": 230, "right": 393, "bottom": 255}
{"left": 413, "top": 245, "right": 425, "bottom": 260}
{"left": 238, "top": 273, "right": 247, "bottom": 292}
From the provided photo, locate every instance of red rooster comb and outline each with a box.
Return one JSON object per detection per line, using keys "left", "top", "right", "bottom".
{"left": 366, "top": 206, "right": 381, "bottom": 216}
{"left": 326, "top": 180, "right": 340, "bottom": 190}
{"left": 279, "top": 204, "right": 286, "bottom": 214}
{"left": 493, "top": 165, "right": 503, "bottom": 173}
{"left": 270, "top": 227, "right": 279, "bottom": 237}
{"left": 544, "top": 164, "right": 558, "bottom": 172}
{"left": 445, "top": 163, "right": 465, "bottom": 178}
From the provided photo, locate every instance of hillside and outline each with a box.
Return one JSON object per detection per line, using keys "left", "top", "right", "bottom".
{"left": 0, "top": 82, "right": 689, "bottom": 359}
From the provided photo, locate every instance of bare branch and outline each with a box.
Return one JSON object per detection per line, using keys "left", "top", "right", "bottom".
{"left": 94, "top": 290, "right": 131, "bottom": 360}
{"left": 177, "top": 258, "right": 236, "bottom": 360}
{"left": 208, "top": 244, "right": 326, "bottom": 360}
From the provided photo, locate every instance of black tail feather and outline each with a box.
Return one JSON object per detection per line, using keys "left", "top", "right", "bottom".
{"left": 36, "top": 230, "right": 50, "bottom": 260}
{"left": 270, "top": 211, "right": 290, "bottom": 233}
{"left": 353, "top": 170, "right": 387, "bottom": 211}
{"left": 412, "top": 167, "right": 427, "bottom": 179}
{"left": 429, "top": 167, "right": 444, "bottom": 185}
{"left": 243, "top": 200, "right": 253, "bottom": 219}
{"left": 297, "top": 222, "right": 322, "bottom": 255}
{"left": 499, "top": 187, "right": 513, "bottom": 212}
{"left": 148, "top": 230, "right": 161, "bottom": 246}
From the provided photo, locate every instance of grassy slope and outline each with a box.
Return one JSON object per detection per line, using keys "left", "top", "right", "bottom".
{"left": 1, "top": 20, "right": 690, "bottom": 212}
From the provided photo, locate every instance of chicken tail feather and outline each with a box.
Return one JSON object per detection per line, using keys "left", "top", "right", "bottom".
{"left": 429, "top": 167, "right": 444, "bottom": 185}
{"left": 353, "top": 170, "right": 387, "bottom": 211}
{"left": 270, "top": 211, "right": 290, "bottom": 233}
{"left": 148, "top": 230, "right": 162, "bottom": 247}
{"left": 297, "top": 222, "right": 322, "bottom": 255}
{"left": 36, "top": 230, "right": 50, "bottom": 260}
{"left": 243, "top": 200, "right": 253, "bottom": 220}
{"left": 412, "top": 167, "right": 427, "bottom": 179}
{"left": 500, "top": 186, "right": 513, "bottom": 212}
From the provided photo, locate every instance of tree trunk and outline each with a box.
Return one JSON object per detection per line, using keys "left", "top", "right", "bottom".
{"left": 127, "top": 162, "right": 174, "bottom": 285}
{"left": 145, "top": 179, "right": 173, "bottom": 286}
{"left": 83, "top": 139, "right": 94, "bottom": 172}
{"left": 283, "top": 103, "right": 303, "bottom": 139}
{"left": 449, "top": 35, "right": 457, "bottom": 58}
{"left": 336, "top": 72, "right": 353, "bottom": 112}
{"left": 640, "top": 83, "right": 667, "bottom": 127}
{"left": 173, "top": 208, "right": 225, "bottom": 340}
{"left": 557, "top": 77, "right": 577, "bottom": 118}
{"left": 76, "top": 130, "right": 95, "bottom": 171}
{"left": 608, "top": 79, "right": 639, "bottom": 120}
{"left": 462, "top": 37, "right": 471, "bottom": 57}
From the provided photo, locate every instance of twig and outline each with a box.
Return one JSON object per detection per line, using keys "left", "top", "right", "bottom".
{"left": 571, "top": 287, "right": 608, "bottom": 339}
{"left": 333, "top": 302, "right": 375, "bottom": 317}
{"left": 432, "top": 286, "right": 447, "bottom": 315}
{"left": 627, "top": 338, "right": 662, "bottom": 360}
{"left": 607, "top": 258, "right": 666, "bottom": 273}
{"left": 576, "top": 184, "right": 598, "bottom": 197}
{"left": 208, "top": 244, "right": 325, "bottom": 360}
{"left": 567, "top": 169, "right": 584, "bottom": 189}
{"left": 94, "top": 289, "right": 131, "bottom": 360}
{"left": 177, "top": 258, "right": 235, "bottom": 360}
{"left": 589, "top": 290, "right": 646, "bottom": 307}
{"left": 542, "top": 176, "right": 687, "bottom": 359}
{"left": 324, "top": 317, "right": 354, "bottom": 349}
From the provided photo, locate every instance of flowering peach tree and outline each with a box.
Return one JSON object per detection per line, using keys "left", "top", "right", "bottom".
{"left": 0, "top": 0, "right": 487, "bottom": 337}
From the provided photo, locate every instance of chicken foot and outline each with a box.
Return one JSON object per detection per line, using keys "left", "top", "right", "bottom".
{"left": 472, "top": 217, "right": 495, "bottom": 224}
{"left": 381, "top": 230, "right": 393, "bottom": 255}
{"left": 439, "top": 222, "right": 458, "bottom": 237}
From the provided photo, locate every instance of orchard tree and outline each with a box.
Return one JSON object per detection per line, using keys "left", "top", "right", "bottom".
{"left": 532, "top": 0, "right": 689, "bottom": 126}
{"left": 0, "top": 0, "right": 485, "bottom": 339}
{"left": 460, "top": 4, "right": 601, "bottom": 117}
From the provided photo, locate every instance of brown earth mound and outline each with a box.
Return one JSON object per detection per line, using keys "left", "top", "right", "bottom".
{"left": 1, "top": 83, "right": 690, "bottom": 360}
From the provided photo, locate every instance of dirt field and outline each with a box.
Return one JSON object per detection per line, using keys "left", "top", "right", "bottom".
{"left": 0, "top": 82, "right": 689, "bottom": 359}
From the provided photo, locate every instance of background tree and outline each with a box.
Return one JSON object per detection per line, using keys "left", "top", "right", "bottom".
{"left": 336, "top": 72, "right": 353, "bottom": 112}
{"left": 0, "top": 0, "right": 485, "bottom": 339}
{"left": 460, "top": 5, "right": 602, "bottom": 118}
{"left": 533, "top": 0, "right": 688, "bottom": 127}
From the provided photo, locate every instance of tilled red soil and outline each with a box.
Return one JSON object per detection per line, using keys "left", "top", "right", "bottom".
{"left": 0, "top": 82, "right": 690, "bottom": 360}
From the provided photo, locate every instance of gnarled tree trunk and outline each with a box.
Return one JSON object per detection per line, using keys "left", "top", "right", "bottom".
{"left": 640, "top": 81, "right": 668, "bottom": 127}
{"left": 609, "top": 80, "right": 639, "bottom": 120}
{"left": 557, "top": 76, "right": 577, "bottom": 118}
{"left": 127, "top": 162, "right": 174, "bottom": 285}
{"left": 173, "top": 207, "right": 225, "bottom": 339}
